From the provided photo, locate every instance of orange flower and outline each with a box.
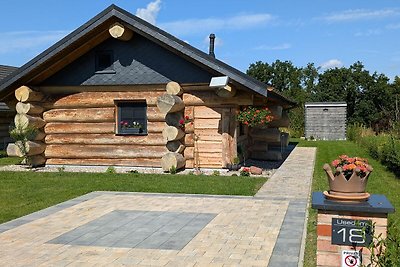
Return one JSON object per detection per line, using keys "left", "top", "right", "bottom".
{"left": 332, "top": 160, "right": 340, "bottom": 167}
{"left": 347, "top": 158, "right": 355, "bottom": 163}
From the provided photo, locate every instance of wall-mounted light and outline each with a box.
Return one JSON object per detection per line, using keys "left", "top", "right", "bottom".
{"left": 209, "top": 76, "right": 229, "bottom": 88}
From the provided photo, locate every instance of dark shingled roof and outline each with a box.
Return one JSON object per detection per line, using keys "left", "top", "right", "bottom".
{"left": 0, "top": 65, "right": 18, "bottom": 81}
{"left": 0, "top": 5, "right": 295, "bottom": 106}
{"left": 0, "top": 65, "right": 17, "bottom": 112}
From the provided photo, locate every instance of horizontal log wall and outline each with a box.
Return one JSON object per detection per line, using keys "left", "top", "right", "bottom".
{"left": 47, "top": 158, "right": 160, "bottom": 167}
{"left": 0, "top": 111, "right": 14, "bottom": 149}
{"left": 43, "top": 89, "right": 167, "bottom": 167}
{"left": 44, "top": 122, "right": 166, "bottom": 134}
{"left": 42, "top": 87, "right": 256, "bottom": 168}
{"left": 46, "top": 144, "right": 168, "bottom": 159}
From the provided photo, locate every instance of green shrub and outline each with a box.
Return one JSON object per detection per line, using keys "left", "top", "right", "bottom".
{"left": 57, "top": 166, "right": 65, "bottom": 173}
{"left": 381, "top": 136, "right": 400, "bottom": 176}
{"left": 106, "top": 166, "right": 116, "bottom": 174}
{"left": 287, "top": 107, "right": 304, "bottom": 138}
{"left": 361, "top": 136, "right": 382, "bottom": 160}
{"left": 212, "top": 170, "right": 220, "bottom": 176}
{"left": 347, "top": 123, "right": 364, "bottom": 141}
{"left": 9, "top": 124, "right": 38, "bottom": 166}
{"left": 169, "top": 166, "right": 177, "bottom": 174}
{"left": 364, "top": 221, "right": 400, "bottom": 267}
{"left": 240, "top": 168, "right": 250, "bottom": 177}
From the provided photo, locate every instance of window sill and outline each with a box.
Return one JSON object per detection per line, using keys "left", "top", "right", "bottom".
{"left": 116, "top": 128, "right": 148, "bottom": 136}
{"left": 116, "top": 133, "right": 148, "bottom": 136}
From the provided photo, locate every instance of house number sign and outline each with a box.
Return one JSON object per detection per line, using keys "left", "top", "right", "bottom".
{"left": 331, "top": 218, "right": 372, "bottom": 247}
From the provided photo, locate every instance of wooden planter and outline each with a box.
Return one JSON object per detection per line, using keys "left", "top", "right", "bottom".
{"left": 323, "top": 164, "right": 373, "bottom": 202}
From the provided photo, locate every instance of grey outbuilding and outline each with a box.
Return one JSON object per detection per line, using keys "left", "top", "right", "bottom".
{"left": 304, "top": 102, "right": 347, "bottom": 140}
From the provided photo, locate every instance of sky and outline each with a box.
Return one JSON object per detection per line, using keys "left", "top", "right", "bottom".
{"left": 0, "top": 0, "right": 399, "bottom": 79}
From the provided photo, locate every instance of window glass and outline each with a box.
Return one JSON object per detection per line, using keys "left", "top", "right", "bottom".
{"left": 95, "top": 50, "right": 113, "bottom": 71}
{"left": 116, "top": 102, "right": 147, "bottom": 135}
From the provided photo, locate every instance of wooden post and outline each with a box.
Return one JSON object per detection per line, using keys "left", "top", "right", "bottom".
{"left": 268, "top": 105, "right": 283, "bottom": 120}
{"left": 221, "top": 108, "right": 236, "bottom": 167}
{"left": 268, "top": 110, "right": 289, "bottom": 128}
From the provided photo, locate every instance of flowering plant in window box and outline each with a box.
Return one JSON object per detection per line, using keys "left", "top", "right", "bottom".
{"left": 323, "top": 155, "right": 373, "bottom": 201}
{"left": 120, "top": 121, "right": 142, "bottom": 129}
{"left": 236, "top": 106, "right": 273, "bottom": 127}
{"left": 179, "top": 115, "right": 193, "bottom": 129}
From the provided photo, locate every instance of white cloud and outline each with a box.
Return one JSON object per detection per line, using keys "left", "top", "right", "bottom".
{"left": 354, "top": 29, "right": 382, "bottom": 37}
{"left": 160, "top": 13, "right": 274, "bottom": 36}
{"left": 387, "top": 23, "right": 400, "bottom": 29}
{"left": 135, "top": 0, "right": 162, "bottom": 25}
{"left": 0, "top": 31, "right": 69, "bottom": 54}
{"left": 319, "top": 8, "right": 400, "bottom": 23}
{"left": 254, "top": 43, "right": 291, "bottom": 50}
{"left": 319, "top": 59, "right": 343, "bottom": 69}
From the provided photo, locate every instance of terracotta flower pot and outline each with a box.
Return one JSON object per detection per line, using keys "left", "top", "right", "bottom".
{"left": 323, "top": 163, "right": 373, "bottom": 201}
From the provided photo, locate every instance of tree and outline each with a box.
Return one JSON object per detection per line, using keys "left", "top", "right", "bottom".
{"left": 247, "top": 60, "right": 307, "bottom": 137}
{"left": 247, "top": 59, "right": 397, "bottom": 135}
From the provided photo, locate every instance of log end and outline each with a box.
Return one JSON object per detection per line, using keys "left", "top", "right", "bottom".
{"left": 109, "top": 22, "right": 133, "bottom": 41}
{"left": 215, "top": 85, "right": 236, "bottom": 98}
{"left": 166, "top": 81, "right": 183, "bottom": 96}
{"left": 162, "top": 126, "right": 185, "bottom": 141}
{"left": 157, "top": 94, "right": 185, "bottom": 114}
{"left": 161, "top": 152, "right": 186, "bottom": 172}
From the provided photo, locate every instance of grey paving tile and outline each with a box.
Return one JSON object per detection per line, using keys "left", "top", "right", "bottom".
{"left": 47, "top": 210, "right": 216, "bottom": 250}
{"left": 1, "top": 219, "right": 30, "bottom": 228}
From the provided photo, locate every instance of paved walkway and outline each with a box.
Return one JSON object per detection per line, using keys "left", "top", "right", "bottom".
{"left": 0, "top": 147, "right": 316, "bottom": 267}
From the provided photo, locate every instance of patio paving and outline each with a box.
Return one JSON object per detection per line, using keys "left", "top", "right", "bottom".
{"left": 0, "top": 146, "right": 316, "bottom": 267}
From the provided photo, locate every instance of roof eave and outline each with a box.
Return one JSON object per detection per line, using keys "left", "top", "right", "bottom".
{"left": 0, "top": 4, "right": 287, "bottom": 103}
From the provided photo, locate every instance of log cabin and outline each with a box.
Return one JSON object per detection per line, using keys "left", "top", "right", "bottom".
{"left": 0, "top": 5, "right": 295, "bottom": 169}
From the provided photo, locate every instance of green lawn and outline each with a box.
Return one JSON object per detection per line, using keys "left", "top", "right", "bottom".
{"left": 0, "top": 151, "right": 21, "bottom": 166}
{"left": 0, "top": 163, "right": 266, "bottom": 224}
{"left": 296, "top": 139, "right": 400, "bottom": 267}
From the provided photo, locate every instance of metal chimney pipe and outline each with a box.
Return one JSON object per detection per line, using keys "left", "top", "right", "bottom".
{"left": 209, "top": 33, "right": 215, "bottom": 58}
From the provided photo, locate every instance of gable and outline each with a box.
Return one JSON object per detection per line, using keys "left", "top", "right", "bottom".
{"left": 42, "top": 35, "right": 213, "bottom": 86}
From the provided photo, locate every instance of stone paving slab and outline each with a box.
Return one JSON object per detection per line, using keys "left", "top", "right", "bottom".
{"left": 263, "top": 147, "right": 317, "bottom": 267}
{"left": 0, "top": 193, "right": 289, "bottom": 266}
{"left": 0, "top": 146, "right": 317, "bottom": 266}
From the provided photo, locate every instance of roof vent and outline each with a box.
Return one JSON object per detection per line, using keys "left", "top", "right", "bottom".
{"left": 209, "top": 33, "right": 215, "bottom": 58}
